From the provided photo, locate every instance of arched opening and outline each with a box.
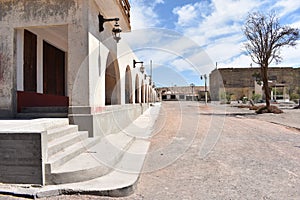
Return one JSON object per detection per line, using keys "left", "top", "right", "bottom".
{"left": 141, "top": 80, "right": 144, "bottom": 103}
{"left": 145, "top": 85, "right": 148, "bottom": 103}
{"left": 125, "top": 66, "right": 133, "bottom": 104}
{"left": 135, "top": 74, "right": 139, "bottom": 103}
{"left": 105, "top": 53, "right": 121, "bottom": 105}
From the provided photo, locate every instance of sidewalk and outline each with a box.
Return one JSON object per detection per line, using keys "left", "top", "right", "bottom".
{"left": 0, "top": 103, "right": 161, "bottom": 199}
{"left": 222, "top": 104, "right": 300, "bottom": 130}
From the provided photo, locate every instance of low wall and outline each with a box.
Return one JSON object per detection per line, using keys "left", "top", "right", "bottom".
{"left": 69, "top": 103, "right": 149, "bottom": 137}
{"left": 0, "top": 132, "right": 46, "bottom": 185}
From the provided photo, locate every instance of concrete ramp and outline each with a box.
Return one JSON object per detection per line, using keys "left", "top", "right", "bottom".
{"left": 0, "top": 103, "right": 161, "bottom": 198}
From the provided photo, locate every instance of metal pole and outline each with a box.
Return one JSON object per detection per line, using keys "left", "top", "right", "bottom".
{"left": 150, "top": 60, "right": 153, "bottom": 81}
{"left": 204, "top": 75, "right": 207, "bottom": 105}
{"left": 150, "top": 60, "right": 152, "bottom": 102}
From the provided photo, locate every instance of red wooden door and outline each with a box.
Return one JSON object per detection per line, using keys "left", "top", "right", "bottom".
{"left": 23, "top": 30, "right": 37, "bottom": 92}
{"left": 43, "top": 41, "right": 65, "bottom": 96}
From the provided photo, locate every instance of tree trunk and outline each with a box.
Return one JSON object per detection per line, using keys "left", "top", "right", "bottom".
{"left": 261, "top": 64, "right": 271, "bottom": 108}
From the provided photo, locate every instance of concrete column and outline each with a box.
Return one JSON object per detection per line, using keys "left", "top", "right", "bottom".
{"left": 37, "top": 36, "right": 43, "bottom": 93}
{"left": 0, "top": 26, "right": 15, "bottom": 117}
{"left": 16, "top": 29, "right": 24, "bottom": 92}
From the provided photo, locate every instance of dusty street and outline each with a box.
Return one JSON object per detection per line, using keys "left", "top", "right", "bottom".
{"left": 2, "top": 101, "right": 300, "bottom": 200}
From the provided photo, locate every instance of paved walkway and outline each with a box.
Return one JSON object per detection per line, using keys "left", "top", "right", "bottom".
{"left": 2, "top": 101, "right": 300, "bottom": 199}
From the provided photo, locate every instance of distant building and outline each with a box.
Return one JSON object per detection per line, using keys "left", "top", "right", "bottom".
{"left": 156, "top": 86, "right": 210, "bottom": 101}
{"left": 209, "top": 67, "right": 300, "bottom": 101}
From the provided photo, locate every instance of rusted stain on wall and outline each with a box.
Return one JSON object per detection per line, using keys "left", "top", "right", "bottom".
{"left": 0, "top": 1, "right": 13, "bottom": 21}
{"left": 1, "top": 0, "right": 77, "bottom": 22}
{"left": 22, "top": 0, "right": 76, "bottom": 20}
{"left": 0, "top": 46, "right": 10, "bottom": 85}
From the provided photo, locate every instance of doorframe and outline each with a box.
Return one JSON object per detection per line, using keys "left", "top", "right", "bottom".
{"left": 16, "top": 27, "right": 68, "bottom": 96}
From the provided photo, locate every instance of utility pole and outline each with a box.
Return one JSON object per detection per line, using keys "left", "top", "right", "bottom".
{"left": 201, "top": 74, "right": 208, "bottom": 105}
{"left": 190, "top": 83, "right": 195, "bottom": 101}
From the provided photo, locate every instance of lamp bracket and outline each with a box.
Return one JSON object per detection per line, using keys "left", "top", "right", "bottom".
{"left": 133, "top": 59, "right": 144, "bottom": 68}
{"left": 98, "top": 13, "right": 120, "bottom": 32}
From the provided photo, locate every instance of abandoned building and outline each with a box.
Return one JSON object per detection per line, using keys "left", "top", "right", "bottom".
{"left": 209, "top": 67, "right": 300, "bottom": 101}
{"left": 0, "top": 0, "right": 157, "bottom": 186}
{"left": 156, "top": 86, "right": 210, "bottom": 101}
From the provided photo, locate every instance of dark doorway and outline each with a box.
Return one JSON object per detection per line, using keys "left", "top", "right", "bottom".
{"left": 125, "top": 66, "right": 132, "bottom": 104}
{"left": 23, "top": 30, "right": 37, "bottom": 92}
{"left": 135, "top": 75, "right": 139, "bottom": 103}
{"left": 105, "top": 53, "right": 121, "bottom": 105}
{"left": 43, "top": 41, "right": 65, "bottom": 96}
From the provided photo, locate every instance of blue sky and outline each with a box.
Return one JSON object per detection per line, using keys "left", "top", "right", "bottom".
{"left": 124, "top": 0, "right": 300, "bottom": 87}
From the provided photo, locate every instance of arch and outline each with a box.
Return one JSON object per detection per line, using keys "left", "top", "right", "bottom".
{"left": 149, "top": 86, "right": 151, "bottom": 102}
{"left": 135, "top": 74, "right": 139, "bottom": 103}
{"left": 141, "top": 80, "right": 144, "bottom": 103}
{"left": 125, "top": 66, "right": 133, "bottom": 104}
{"left": 105, "top": 53, "right": 121, "bottom": 105}
{"left": 145, "top": 85, "right": 148, "bottom": 103}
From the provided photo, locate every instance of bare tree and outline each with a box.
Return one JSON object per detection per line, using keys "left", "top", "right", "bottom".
{"left": 243, "top": 12, "right": 299, "bottom": 110}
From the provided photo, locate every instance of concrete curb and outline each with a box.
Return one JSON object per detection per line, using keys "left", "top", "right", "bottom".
{"left": 0, "top": 103, "right": 161, "bottom": 199}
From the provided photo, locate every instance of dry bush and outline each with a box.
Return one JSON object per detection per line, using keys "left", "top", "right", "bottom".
{"left": 256, "top": 105, "right": 283, "bottom": 114}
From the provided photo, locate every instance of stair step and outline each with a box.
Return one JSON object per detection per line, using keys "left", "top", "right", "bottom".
{"left": 16, "top": 112, "right": 68, "bottom": 119}
{"left": 46, "top": 152, "right": 111, "bottom": 185}
{"left": 21, "top": 106, "right": 68, "bottom": 113}
{"left": 47, "top": 125, "right": 79, "bottom": 142}
{"left": 46, "top": 133, "right": 135, "bottom": 185}
{"left": 45, "top": 137, "right": 101, "bottom": 173}
{"left": 48, "top": 131, "right": 89, "bottom": 157}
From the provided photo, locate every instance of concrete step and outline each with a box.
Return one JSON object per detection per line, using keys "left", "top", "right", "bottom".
{"left": 16, "top": 112, "right": 68, "bottom": 119}
{"left": 47, "top": 125, "right": 78, "bottom": 142}
{"left": 46, "top": 133, "right": 135, "bottom": 185}
{"left": 0, "top": 103, "right": 161, "bottom": 197}
{"left": 45, "top": 137, "right": 101, "bottom": 175}
{"left": 21, "top": 106, "right": 68, "bottom": 113}
{"left": 48, "top": 131, "right": 89, "bottom": 157}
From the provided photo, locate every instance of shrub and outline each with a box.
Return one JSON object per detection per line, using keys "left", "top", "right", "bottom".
{"left": 255, "top": 105, "right": 283, "bottom": 114}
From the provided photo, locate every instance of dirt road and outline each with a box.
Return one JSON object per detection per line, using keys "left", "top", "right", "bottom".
{"left": 3, "top": 101, "right": 300, "bottom": 199}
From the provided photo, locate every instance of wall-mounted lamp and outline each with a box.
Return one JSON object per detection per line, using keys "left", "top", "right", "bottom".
{"left": 133, "top": 59, "right": 145, "bottom": 73}
{"left": 152, "top": 82, "right": 155, "bottom": 88}
{"left": 140, "top": 65, "right": 145, "bottom": 74}
{"left": 144, "top": 74, "right": 152, "bottom": 82}
{"left": 112, "top": 21, "right": 122, "bottom": 43}
{"left": 133, "top": 59, "right": 143, "bottom": 68}
{"left": 98, "top": 13, "right": 122, "bottom": 42}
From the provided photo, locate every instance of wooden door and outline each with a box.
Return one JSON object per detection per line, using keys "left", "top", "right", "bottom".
{"left": 23, "top": 30, "right": 37, "bottom": 92}
{"left": 43, "top": 41, "right": 65, "bottom": 96}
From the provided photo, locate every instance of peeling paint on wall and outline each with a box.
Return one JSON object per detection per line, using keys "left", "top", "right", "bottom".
{"left": 0, "top": 1, "right": 13, "bottom": 21}
{"left": 0, "top": 48, "right": 10, "bottom": 85}
{"left": 21, "top": 0, "right": 77, "bottom": 21}
{"left": 1, "top": 0, "right": 77, "bottom": 22}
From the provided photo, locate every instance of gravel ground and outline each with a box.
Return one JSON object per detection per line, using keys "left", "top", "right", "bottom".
{"left": 2, "top": 101, "right": 300, "bottom": 200}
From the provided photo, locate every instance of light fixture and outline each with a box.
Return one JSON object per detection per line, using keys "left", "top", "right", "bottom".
{"left": 133, "top": 59, "right": 143, "bottom": 68}
{"left": 112, "top": 21, "right": 122, "bottom": 43}
{"left": 133, "top": 59, "right": 145, "bottom": 74}
{"left": 140, "top": 64, "right": 145, "bottom": 74}
{"left": 98, "top": 13, "right": 122, "bottom": 42}
{"left": 144, "top": 74, "right": 152, "bottom": 83}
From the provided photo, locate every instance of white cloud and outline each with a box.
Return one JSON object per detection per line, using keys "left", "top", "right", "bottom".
{"left": 154, "top": 0, "right": 164, "bottom": 5}
{"left": 172, "top": 0, "right": 300, "bottom": 68}
{"left": 129, "top": 0, "right": 164, "bottom": 29}
{"left": 272, "top": 0, "right": 300, "bottom": 17}
{"left": 127, "top": 0, "right": 300, "bottom": 86}
{"left": 173, "top": 4, "right": 198, "bottom": 27}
